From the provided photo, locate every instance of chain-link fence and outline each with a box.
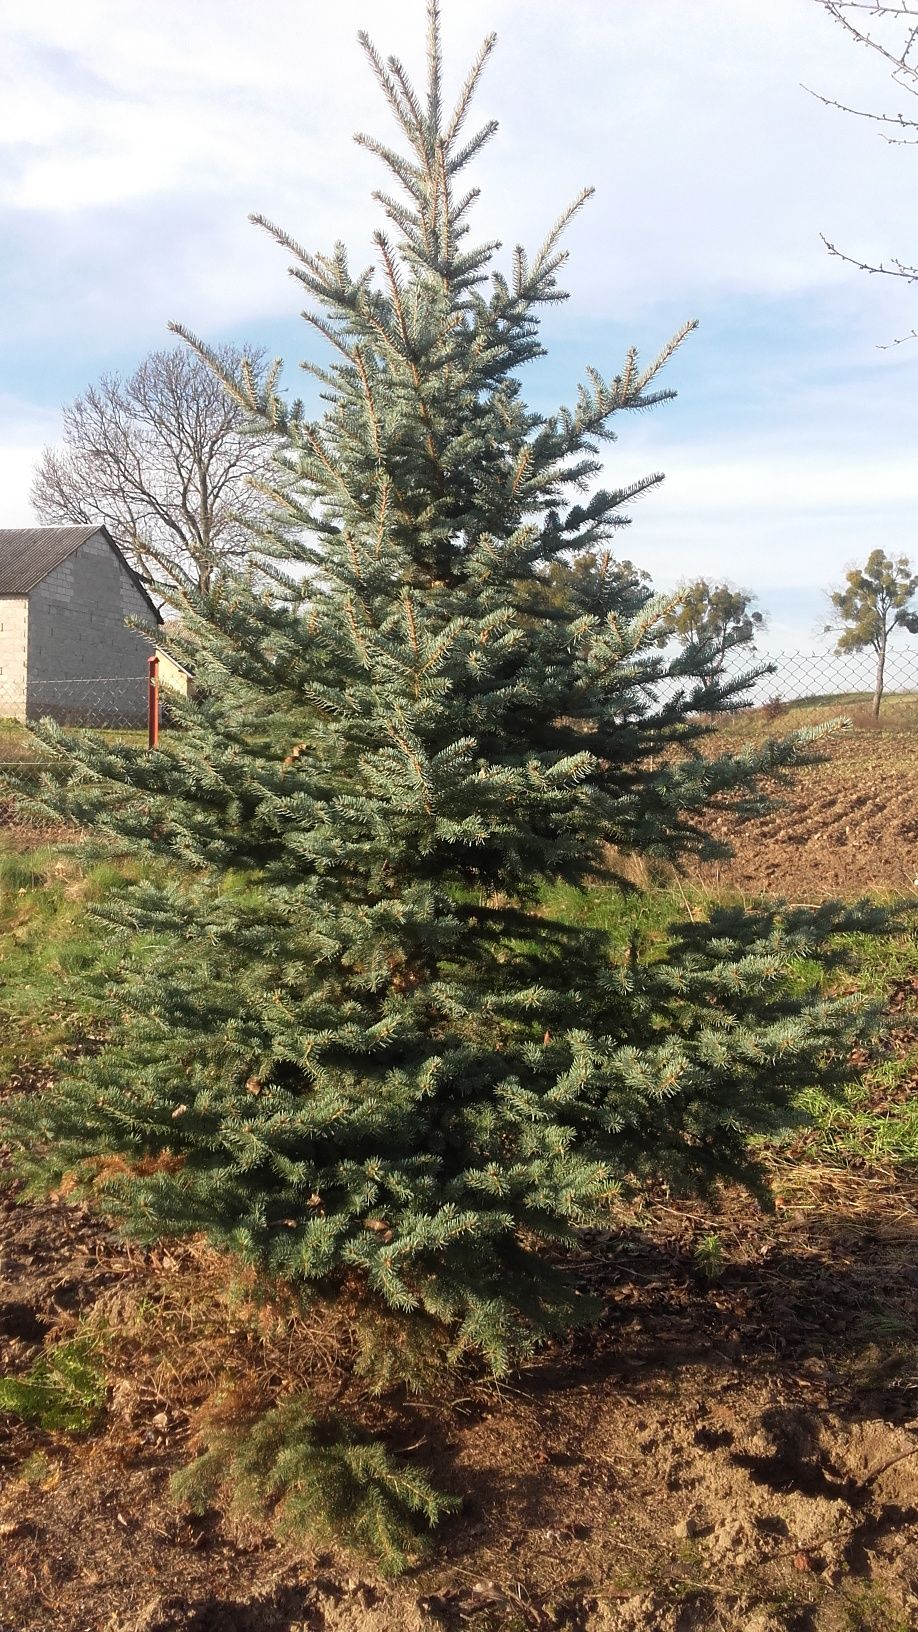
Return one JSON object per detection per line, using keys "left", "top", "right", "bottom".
{"left": 0, "top": 647, "right": 914, "bottom": 750}
{"left": 0, "top": 646, "right": 911, "bottom": 850}
{"left": 0, "top": 675, "right": 150, "bottom": 732}
{"left": 715, "top": 645, "right": 918, "bottom": 709}
{"left": 0, "top": 678, "right": 154, "bottom": 778}
{"left": 0, "top": 674, "right": 158, "bottom": 840}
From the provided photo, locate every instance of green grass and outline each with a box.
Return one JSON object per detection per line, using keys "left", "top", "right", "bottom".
{"left": 0, "top": 1336, "right": 106, "bottom": 1433}
{"left": 540, "top": 874, "right": 708, "bottom": 953}
{"left": 794, "top": 917, "right": 918, "bottom": 1167}
{"left": 801, "top": 1072, "right": 918, "bottom": 1166}
{"left": 0, "top": 722, "right": 149, "bottom": 765}
{"left": 0, "top": 846, "right": 142, "bottom": 1075}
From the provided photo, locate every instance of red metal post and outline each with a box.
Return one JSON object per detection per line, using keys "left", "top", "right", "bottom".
{"left": 148, "top": 653, "right": 160, "bottom": 750}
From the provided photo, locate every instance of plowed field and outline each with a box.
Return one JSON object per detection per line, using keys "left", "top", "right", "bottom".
{"left": 699, "top": 698, "right": 918, "bottom": 901}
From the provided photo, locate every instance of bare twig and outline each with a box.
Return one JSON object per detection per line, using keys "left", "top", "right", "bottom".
{"left": 811, "top": 1, "right": 918, "bottom": 338}
{"left": 32, "top": 345, "right": 282, "bottom": 594}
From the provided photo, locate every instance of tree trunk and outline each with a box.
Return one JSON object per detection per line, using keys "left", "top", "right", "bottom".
{"left": 872, "top": 637, "right": 886, "bottom": 720}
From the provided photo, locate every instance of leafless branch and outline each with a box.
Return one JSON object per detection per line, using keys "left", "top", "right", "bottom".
{"left": 802, "top": 81, "right": 918, "bottom": 138}
{"left": 811, "top": 1, "right": 918, "bottom": 338}
{"left": 32, "top": 345, "right": 285, "bottom": 594}
{"left": 821, "top": 233, "right": 918, "bottom": 280}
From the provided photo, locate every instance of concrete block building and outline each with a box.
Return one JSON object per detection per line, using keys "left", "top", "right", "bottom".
{"left": 0, "top": 525, "right": 161, "bottom": 725}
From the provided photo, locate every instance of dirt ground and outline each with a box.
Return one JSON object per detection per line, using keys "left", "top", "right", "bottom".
{"left": 697, "top": 711, "right": 918, "bottom": 904}
{"left": 3, "top": 1068, "right": 918, "bottom": 1631}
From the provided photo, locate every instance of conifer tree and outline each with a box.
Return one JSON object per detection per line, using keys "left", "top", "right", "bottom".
{"left": 5, "top": 5, "right": 874, "bottom": 1391}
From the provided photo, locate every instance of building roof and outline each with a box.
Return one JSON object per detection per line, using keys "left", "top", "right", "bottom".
{"left": 0, "top": 525, "right": 161, "bottom": 621}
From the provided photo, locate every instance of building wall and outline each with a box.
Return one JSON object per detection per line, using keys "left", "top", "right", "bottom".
{"left": 0, "top": 598, "right": 28, "bottom": 721}
{"left": 26, "top": 531, "right": 157, "bottom": 725}
{"left": 155, "top": 646, "right": 191, "bottom": 698}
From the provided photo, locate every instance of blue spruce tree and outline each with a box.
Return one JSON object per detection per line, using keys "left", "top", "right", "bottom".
{"left": 2, "top": 1, "right": 876, "bottom": 1564}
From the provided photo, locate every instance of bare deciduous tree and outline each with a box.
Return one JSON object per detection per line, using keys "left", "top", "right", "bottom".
{"left": 32, "top": 344, "right": 280, "bottom": 594}
{"left": 809, "top": 2, "right": 918, "bottom": 342}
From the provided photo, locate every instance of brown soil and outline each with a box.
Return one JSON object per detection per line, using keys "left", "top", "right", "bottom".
{"left": 698, "top": 721, "right": 918, "bottom": 902}
{"left": 2, "top": 1134, "right": 918, "bottom": 1632}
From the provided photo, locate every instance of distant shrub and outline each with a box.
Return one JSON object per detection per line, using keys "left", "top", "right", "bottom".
{"left": 762, "top": 695, "right": 788, "bottom": 722}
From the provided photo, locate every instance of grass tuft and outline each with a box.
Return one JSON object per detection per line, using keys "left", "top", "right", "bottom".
{"left": 0, "top": 1337, "right": 107, "bottom": 1434}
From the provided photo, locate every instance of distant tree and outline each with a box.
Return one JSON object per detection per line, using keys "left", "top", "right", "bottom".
{"left": 810, "top": 2, "right": 918, "bottom": 344}
{"left": 522, "top": 549, "right": 652, "bottom": 623}
{"left": 659, "top": 579, "right": 765, "bottom": 688}
{"left": 32, "top": 344, "right": 282, "bottom": 594}
{"left": 828, "top": 547, "right": 918, "bottom": 717}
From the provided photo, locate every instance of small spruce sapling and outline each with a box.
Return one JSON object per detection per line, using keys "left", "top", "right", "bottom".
{"left": 172, "top": 1395, "right": 457, "bottom": 1576}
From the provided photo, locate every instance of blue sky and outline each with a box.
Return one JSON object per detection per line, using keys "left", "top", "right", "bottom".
{"left": 1, "top": 0, "right": 917, "bottom": 646}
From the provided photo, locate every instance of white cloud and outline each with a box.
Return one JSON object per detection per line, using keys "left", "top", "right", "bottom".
{"left": 612, "top": 438, "right": 918, "bottom": 642}
{"left": 0, "top": 445, "right": 46, "bottom": 524}
{"left": 2, "top": 0, "right": 917, "bottom": 334}
{"left": 650, "top": 453, "right": 918, "bottom": 517}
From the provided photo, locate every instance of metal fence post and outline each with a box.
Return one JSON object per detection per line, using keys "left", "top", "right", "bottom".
{"left": 148, "top": 653, "right": 160, "bottom": 750}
